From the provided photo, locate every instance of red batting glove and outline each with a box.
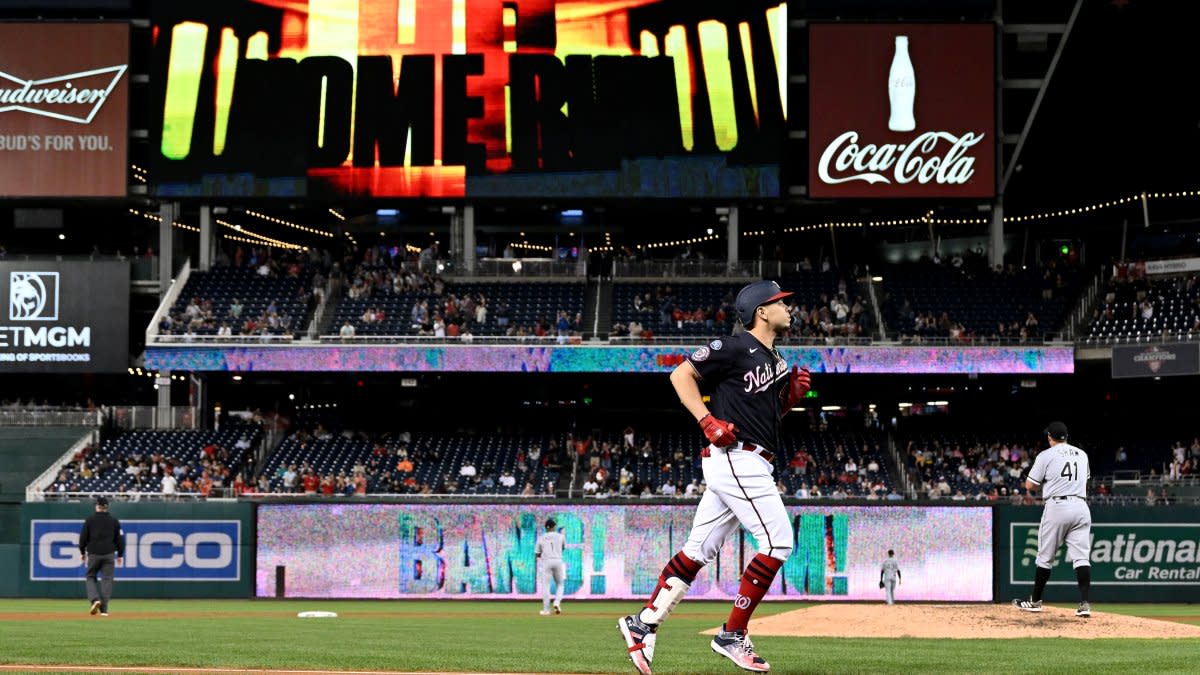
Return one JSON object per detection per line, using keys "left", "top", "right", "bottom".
{"left": 699, "top": 414, "right": 738, "bottom": 448}
{"left": 780, "top": 366, "right": 811, "bottom": 415}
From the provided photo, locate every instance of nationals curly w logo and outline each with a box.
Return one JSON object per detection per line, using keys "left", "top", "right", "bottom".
{"left": 733, "top": 594, "right": 752, "bottom": 609}
{"left": 9, "top": 272, "right": 59, "bottom": 321}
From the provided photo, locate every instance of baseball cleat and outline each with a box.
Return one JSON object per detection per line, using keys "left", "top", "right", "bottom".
{"left": 554, "top": 605, "right": 561, "bottom": 614}
{"left": 1012, "top": 598, "right": 1043, "bottom": 613}
{"left": 89, "top": 600, "right": 101, "bottom": 615}
{"left": 1076, "top": 602, "right": 1091, "bottom": 617}
{"left": 618, "top": 614, "right": 657, "bottom": 675}
{"left": 710, "top": 625, "right": 770, "bottom": 673}
{"left": 539, "top": 609, "right": 551, "bottom": 615}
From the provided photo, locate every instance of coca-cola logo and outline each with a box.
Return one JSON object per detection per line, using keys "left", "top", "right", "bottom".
{"left": 817, "top": 130, "right": 986, "bottom": 186}
{"left": 0, "top": 65, "right": 127, "bottom": 124}
{"left": 808, "top": 24, "right": 995, "bottom": 198}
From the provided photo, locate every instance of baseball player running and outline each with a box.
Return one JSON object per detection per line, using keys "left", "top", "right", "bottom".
{"left": 536, "top": 518, "right": 566, "bottom": 615}
{"left": 879, "top": 549, "right": 901, "bottom": 605}
{"left": 1013, "top": 421, "right": 1093, "bottom": 617}
{"left": 618, "top": 280, "right": 810, "bottom": 674}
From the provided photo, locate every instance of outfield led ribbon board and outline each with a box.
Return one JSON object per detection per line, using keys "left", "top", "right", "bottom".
{"left": 145, "top": 343, "right": 1074, "bottom": 374}
{"left": 257, "top": 504, "right": 992, "bottom": 600}
{"left": 0, "top": 23, "right": 129, "bottom": 197}
{"left": 808, "top": 24, "right": 994, "bottom": 198}
{"left": 150, "top": 0, "right": 785, "bottom": 198}
{"left": 0, "top": 261, "right": 129, "bottom": 372}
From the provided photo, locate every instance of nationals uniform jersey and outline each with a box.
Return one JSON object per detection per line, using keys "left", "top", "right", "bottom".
{"left": 686, "top": 332, "right": 789, "bottom": 451}
{"left": 1027, "top": 442, "right": 1090, "bottom": 499}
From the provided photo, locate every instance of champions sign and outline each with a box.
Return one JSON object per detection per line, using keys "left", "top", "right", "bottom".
{"left": 0, "top": 23, "right": 129, "bottom": 197}
{"left": 151, "top": 0, "right": 787, "bottom": 198}
{"left": 808, "top": 24, "right": 995, "bottom": 199}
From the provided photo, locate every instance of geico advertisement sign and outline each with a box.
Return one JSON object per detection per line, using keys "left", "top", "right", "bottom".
{"left": 1010, "top": 522, "right": 1200, "bottom": 586}
{"left": 31, "top": 520, "right": 241, "bottom": 581}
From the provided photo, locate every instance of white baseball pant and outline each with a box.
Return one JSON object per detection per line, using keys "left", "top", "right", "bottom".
{"left": 681, "top": 443, "right": 793, "bottom": 564}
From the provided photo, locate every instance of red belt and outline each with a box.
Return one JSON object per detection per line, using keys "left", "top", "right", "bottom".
{"left": 700, "top": 442, "right": 775, "bottom": 464}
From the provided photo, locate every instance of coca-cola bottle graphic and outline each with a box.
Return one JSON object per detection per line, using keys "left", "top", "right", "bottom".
{"left": 888, "top": 35, "right": 916, "bottom": 132}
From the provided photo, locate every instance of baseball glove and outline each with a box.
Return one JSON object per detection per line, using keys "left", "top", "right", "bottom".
{"left": 879, "top": 581, "right": 885, "bottom": 589}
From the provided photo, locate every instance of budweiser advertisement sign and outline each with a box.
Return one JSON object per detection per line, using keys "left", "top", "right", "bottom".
{"left": 808, "top": 24, "right": 995, "bottom": 198}
{"left": 0, "top": 23, "right": 128, "bottom": 197}
{"left": 1112, "top": 343, "right": 1200, "bottom": 379}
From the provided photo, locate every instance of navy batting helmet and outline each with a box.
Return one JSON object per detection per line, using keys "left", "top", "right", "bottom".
{"left": 735, "top": 280, "right": 793, "bottom": 324}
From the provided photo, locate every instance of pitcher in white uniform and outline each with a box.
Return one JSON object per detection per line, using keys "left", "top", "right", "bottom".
{"left": 1013, "top": 421, "right": 1093, "bottom": 618}
{"left": 536, "top": 518, "right": 566, "bottom": 615}
{"left": 879, "top": 549, "right": 901, "bottom": 605}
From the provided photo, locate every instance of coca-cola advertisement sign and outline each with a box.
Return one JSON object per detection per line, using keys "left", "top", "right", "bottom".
{"left": 0, "top": 23, "right": 128, "bottom": 197}
{"left": 808, "top": 24, "right": 995, "bottom": 198}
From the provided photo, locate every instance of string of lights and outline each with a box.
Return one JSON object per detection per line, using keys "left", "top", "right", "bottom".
{"left": 127, "top": 208, "right": 200, "bottom": 233}
{"left": 246, "top": 209, "right": 335, "bottom": 238}
{"left": 222, "top": 233, "right": 305, "bottom": 251}
{"left": 130, "top": 164, "right": 147, "bottom": 183}
{"left": 510, "top": 241, "right": 553, "bottom": 252}
{"left": 328, "top": 208, "right": 346, "bottom": 221}
{"left": 215, "top": 218, "right": 306, "bottom": 250}
{"left": 127, "top": 367, "right": 188, "bottom": 382}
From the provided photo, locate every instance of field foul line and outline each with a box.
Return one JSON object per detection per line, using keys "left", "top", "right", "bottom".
{"left": 0, "top": 667, "right": 597, "bottom": 675}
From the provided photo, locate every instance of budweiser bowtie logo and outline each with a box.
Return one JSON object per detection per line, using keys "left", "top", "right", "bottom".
{"left": 0, "top": 65, "right": 127, "bottom": 124}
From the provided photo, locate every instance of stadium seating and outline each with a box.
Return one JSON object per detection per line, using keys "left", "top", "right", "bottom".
{"left": 44, "top": 425, "right": 261, "bottom": 495}
{"left": 257, "top": 432, "right": 562, "bottom": 495}
{"left": 577, "top": 430, "right": 893, "bottom": 499}
{"left": 611, "top": 270, "right": 857, "bottom": 337}
{"left": 331, "top": 269, "right": 585, "bottom": 337}
{"left": 901, "top": 433, "right": 1035, "bottom": 499}
{"left": 880, "top": 261, "right": 1078, "bottom": 340}
{"left": 159, "top": 261, "right": 316, "bottom": 338}
{"left": 1084, "top": 274, "right": 1200, "bottom": 343}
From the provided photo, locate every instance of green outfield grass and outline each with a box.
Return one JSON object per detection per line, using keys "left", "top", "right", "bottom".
{"left": 0, "top": 599, "right": 1198, "bottom": 674}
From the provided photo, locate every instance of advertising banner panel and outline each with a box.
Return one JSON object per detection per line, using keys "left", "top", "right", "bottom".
{"left": 150, "top": 1, "right": 785, "bottom": 198}
{"left": 0, "top": 260, "right": 129, "bottom": 372}
{"left": 808, "top": 24, "right": 994, "bottom": 198}
{"left": 995, "top": 505, "right": 1200, "bottom": 602}
{"left": 0, "top": 23, "right": 129, "bottom": 197}
{"left": 1111, "top": 343, "right": 1200, "bottom": 379}
{"left": 256, "top": 503, "right": 992, "bottom": 600}
{"left": 19, "top": 502, "right": 253, "bottom": 598}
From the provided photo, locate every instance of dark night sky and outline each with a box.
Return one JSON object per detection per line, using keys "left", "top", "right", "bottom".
{"left": 1006, "top": 0, "right": 1200, "bottom": 208}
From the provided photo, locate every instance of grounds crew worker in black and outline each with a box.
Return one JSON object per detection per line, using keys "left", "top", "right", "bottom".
{"left": 79, "top": 496, "right": 124, "bottom": 616}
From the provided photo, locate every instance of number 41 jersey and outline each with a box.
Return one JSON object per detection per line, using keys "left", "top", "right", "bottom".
{"left": 1027, "top": 442, "right": 1090, "bottom": 499}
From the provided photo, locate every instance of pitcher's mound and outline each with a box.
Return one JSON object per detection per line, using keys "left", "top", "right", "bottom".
{"left": 704, "top": 604, "right": 1200, "bottom": 639}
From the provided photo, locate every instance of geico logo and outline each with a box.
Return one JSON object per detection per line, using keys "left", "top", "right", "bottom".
{"left": 37, "top": 531, "right": 233, "bottom": 569}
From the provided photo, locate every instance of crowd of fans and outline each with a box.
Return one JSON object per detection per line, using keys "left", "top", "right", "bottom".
{"left": 339, "top": 248, "right": 583, "bottom": 340}
{"left": 885, "top": 255, "right": 1078, "bottom": 341}
{"left": 156, "top": 247, "right": 328, "bottom": 339}
{"left": 45, "top": 427, "right": 258, "bottom": 497}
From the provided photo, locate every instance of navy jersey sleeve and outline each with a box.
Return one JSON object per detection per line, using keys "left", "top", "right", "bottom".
{"left": 685, "top": 338, "right": 735, "bottom": 381}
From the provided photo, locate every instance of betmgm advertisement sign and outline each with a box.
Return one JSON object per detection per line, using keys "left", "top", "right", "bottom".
{"left": 998, "top": 506, "right": 1200, "bottom": 602}
{"left": 31, "top": 520, "right": 241, "bottom": 581}
{"left": 0, "top": 260, "right": 128, "bottom": 372}
{"left": 0, "top": 23, "right": 129, "bottom": 197}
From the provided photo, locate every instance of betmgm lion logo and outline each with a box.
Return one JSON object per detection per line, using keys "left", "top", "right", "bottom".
{"left": 9, "top": 272, "right": 59, "bottom": 321}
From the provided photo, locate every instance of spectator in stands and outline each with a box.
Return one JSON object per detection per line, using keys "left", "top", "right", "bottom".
{"left": 499, "top": 471, "right": 516, "bottom": 489}
{"left": 521, "top": 481, "right": 536, "bottom": 496}
{"left": 161, "top": 471, "right": 177, "bottom": 498}
{"left": 302, "top": 470, "right": 319, "bottom": 495}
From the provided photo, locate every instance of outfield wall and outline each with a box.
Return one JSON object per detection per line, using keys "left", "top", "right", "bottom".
{"left": 16, "top": 502, "right": 253, "bottom": 598}
{"left": 2, "top": 501, "right": 1198, "bottom": 602}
